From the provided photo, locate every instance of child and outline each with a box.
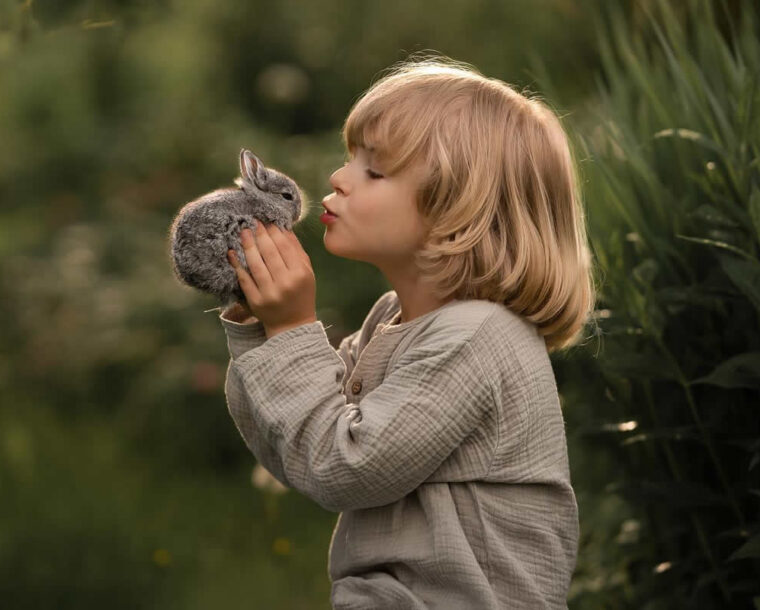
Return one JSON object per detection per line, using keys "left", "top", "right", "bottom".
{"left": 220, "top": 55, "right": 595, "bottom": 609}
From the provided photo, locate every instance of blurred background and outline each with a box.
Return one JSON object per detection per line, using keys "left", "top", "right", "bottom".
{"left": 1, "top": 0, "right": 758, "bottom": 608}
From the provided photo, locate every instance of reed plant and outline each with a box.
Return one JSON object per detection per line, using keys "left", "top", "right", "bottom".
{"left": 543, "top": 0, "right": 760, "bottom": 607}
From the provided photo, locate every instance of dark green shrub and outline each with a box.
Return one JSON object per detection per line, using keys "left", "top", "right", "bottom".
{"left": 545, "top": 0, "right": 760, "bottom": 607}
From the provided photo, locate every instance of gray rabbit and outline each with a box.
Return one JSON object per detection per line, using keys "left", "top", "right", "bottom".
{"left": 168, "top": 148, "right": 307, "bottom": 308}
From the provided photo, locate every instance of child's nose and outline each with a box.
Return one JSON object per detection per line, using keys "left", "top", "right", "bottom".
{"left": 329, "top": 168, "right": 348, "bottom": 196}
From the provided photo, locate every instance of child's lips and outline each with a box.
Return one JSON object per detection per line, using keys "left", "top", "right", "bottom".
{"left": 321, "top": 197, "right": 339, "bottom": 216}
{"left": 322, "top": 204, "right": 338, "bottom": 216}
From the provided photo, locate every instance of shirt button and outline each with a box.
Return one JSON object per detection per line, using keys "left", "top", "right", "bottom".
{"left": 351, "top": 380, "right": 363, "bottom": 394}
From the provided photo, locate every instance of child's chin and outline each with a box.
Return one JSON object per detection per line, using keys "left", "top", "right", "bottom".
{"left": 323, "top": 238, "right": 356, "bottom": 261}
{"left": 322, "top": 231, "right": 341, "bottom": 253}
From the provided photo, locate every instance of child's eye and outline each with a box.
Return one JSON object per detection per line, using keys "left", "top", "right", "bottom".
{"left": 366, "top": 169, "right": 383, "bottom": 179}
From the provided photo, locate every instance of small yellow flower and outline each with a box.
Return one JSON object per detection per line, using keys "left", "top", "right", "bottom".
{"left": 152, "top": 548, "right": 172, "bottom": 567}
{"left": 272, "top": 537, "right": 292, "bottom": 555}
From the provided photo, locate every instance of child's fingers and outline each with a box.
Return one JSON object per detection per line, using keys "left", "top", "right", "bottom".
{"left": 253, "top": 224, "right": 289, "bottom": 278}
{"left": 261, "top": 223, "right": 297, "bottom": 272}
{"left": 227, "top": 249, "right": 261, "bottom": 304}
{"left": 270, "top": 225, "right": 310, "bottom": 271}
{"left": 284, "top": 229, "right": 312, "bottom": 268}
{"left": 240, "top": 226, "right": 274, "bottom": 288}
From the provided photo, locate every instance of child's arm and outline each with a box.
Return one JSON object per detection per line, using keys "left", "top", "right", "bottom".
{"left": 220, "top": 305, "right": 361, "bottom": 380}
{"left": 222, "top": 321, "right": 494, "bottom": 513}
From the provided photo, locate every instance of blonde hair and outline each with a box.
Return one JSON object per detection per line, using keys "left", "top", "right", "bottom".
{"left": 342, "top": 54, "right": 598, "bottom": 354}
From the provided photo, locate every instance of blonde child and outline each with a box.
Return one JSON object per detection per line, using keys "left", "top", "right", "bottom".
{"left": 221, "top": 55, "right": 595, "bottom": 609}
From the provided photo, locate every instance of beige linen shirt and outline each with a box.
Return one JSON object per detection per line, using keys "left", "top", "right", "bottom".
{"left": 220, "top": 290, "right": 578, "bottom": 609}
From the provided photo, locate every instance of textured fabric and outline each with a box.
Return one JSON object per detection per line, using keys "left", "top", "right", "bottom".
{"left": 219, "top": 290, "right": 579, "bottom": 609}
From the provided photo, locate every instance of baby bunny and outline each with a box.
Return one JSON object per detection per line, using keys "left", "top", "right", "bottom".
{"left": 168, "top": 148, "right": 306, "bottom": 307}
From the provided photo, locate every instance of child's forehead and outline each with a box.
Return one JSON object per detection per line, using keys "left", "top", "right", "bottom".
{"left": 348, "top": 143, "right": 376, "bottom": 154}
{"left": 354, "top": 145, "right": 377, "bottom": 157}
{"left": 347, "top": 144, "right": 380, "bottom": 162}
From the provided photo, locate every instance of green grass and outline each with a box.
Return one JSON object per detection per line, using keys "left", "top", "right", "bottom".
{"left": 1, "top": 404, "right": 337, "bottom": 609}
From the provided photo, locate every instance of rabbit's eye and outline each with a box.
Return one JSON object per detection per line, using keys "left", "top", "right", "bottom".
{"left": 281, "top": 192, "right": 293, "bottom": 201}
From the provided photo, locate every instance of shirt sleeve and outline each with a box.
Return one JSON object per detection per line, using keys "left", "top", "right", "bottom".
{"left": 222, "top": 320, "right": 495, "bottom": 512}
{"left": 336, "top": 328, "right": 361, "bottom": 389}
{"left": 218, "top": 308, "right": 268, "bottom": 359}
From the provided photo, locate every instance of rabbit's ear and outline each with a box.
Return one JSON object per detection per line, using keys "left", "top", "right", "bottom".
{"left": 239, "top": 149, "right": 255, "bottom": 183}
{"left": 240, "top": 149, "right": 269, "bottom": 190}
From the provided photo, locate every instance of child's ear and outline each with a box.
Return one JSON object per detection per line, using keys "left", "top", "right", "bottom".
{"left": 239, "top": 149, "right": 269, "bottom": 189}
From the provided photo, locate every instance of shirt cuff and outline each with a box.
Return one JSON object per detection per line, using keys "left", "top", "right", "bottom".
{"left": 231, "top": 320, "right": 329, "bottom": 371}
{"left": 219, "top": 311, "right": 268, "bottom": 360}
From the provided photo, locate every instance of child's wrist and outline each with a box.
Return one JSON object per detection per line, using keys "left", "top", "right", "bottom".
{"left": 264, "top": 316, "right": 318, "bottom": 339}
{"left": 222, "top": 303, "right": 258, "bottom": 324}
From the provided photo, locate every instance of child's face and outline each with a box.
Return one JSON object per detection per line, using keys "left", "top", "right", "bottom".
{"left": 323, "top": 146, "right": 429, "bottom": 273}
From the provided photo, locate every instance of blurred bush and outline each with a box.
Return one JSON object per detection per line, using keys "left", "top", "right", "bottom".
{"left": 539, "top": 0, "right": 760, "bottom": 607}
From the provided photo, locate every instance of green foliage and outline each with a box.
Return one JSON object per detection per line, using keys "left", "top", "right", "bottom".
{"left": 0, "top": 0, "right": 610, "bottom": 607}
{"left": 544, "top": 0, "right": 760, "bottom": 607}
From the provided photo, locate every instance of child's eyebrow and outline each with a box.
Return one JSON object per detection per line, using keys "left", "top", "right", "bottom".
{"left": 348, "top": 145, "right": 379, "bottom": 162}
{"left": 346, "top": 144, "right": 380, "bottom": 165}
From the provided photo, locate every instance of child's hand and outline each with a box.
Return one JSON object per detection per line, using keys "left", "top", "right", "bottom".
{"left": 227, "top": 222, "right": 317, "bottom": 338}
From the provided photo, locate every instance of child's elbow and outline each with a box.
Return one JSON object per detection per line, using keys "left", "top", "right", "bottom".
{"left": 307, "top": 468, "right": 407, "bottom": 513}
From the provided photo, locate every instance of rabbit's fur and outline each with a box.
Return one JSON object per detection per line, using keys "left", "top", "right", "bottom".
{"left": 168, "top": 148, "right": 307, "bottom": 308}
